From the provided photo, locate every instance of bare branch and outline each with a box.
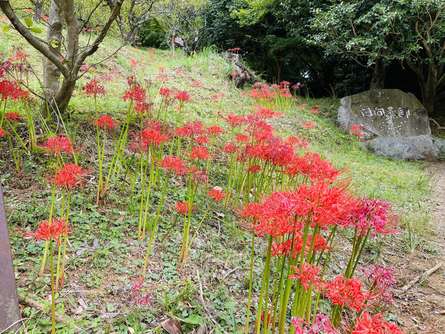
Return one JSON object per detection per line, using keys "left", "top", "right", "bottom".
{"left": 75, "top": 0, "right": 124, "bottom": 69}
{"left": 0, "top": 0, "right": 69, "bottom": 78}
{"left": 77, "top": 44, "right": 125, "bottom": 80}
{"left": 79, "top": 0, "right": 104, "bottom": 34}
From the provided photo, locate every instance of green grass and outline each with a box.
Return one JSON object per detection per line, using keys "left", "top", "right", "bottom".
{"left": 0, "top": 22, "right": 432, "bottom": 333}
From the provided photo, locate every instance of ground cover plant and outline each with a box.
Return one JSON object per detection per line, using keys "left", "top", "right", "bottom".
{"left": 0, "top": 17, "right": 435, "bottom": 334}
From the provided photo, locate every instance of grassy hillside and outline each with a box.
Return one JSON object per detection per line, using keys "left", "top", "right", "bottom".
{"left": 0, "top": 23, "right": 432, "bottom": 333}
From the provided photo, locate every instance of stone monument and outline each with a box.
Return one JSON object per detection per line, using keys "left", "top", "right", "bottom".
{"left": 338, "top": 89, "right": 438, "bottom": 160}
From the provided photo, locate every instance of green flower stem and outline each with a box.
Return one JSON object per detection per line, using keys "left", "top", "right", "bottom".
{"left": 255, "top": 236, "right": 273, "bottom": 334}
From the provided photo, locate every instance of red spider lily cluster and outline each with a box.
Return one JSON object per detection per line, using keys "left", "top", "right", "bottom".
{"left": 41, "top": 135, "right": 74, "bottom": 156}
{"left": 83, "top": 79, "right": 105, "bottom": 97}
{"left": 96, "top": 114, "right": 117, "bottom": 131}
{"left": 249, "top": 81, "right": 293, "bottom": 101}
{"left": 0, "top": 49, "right": 405, "bottom": 334}
{"left": 33, "top": 219, "right": 69, "bottom": 241}
{"left": 53, "top": 163, "right": 87, "bottom": 190}
{"left": 0, "top": 79, "right": 28, "bottom": 100}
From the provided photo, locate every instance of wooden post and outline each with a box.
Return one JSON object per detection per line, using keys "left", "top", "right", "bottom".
{"left": 0, "top": 185, "right": 20, "bottom": 331}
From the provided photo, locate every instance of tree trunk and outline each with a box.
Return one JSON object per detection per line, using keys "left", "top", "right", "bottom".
{"left": 54, "top": 78, "right": 77, "bottom": 114}
{"left": 370, "top": 58, "right": 385, "bottom": 89}
{"left": 421, "top": 65, "right": 438, "bottom": 115}
{"left": 43, "top": 0, "right": 63, "bottom": 102}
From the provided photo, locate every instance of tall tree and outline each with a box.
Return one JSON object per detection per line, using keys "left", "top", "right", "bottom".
{"left": 0, "top": 0, "right": 124, "bottom": 113}
{"left": 312, "top": 0, "right": 445, "bottom": 113}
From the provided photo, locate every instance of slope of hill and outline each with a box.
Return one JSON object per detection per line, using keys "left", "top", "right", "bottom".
{"left": 0, "top": 24, "right": 439, "bottom": 333}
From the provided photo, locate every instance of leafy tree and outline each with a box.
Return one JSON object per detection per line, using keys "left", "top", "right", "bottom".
{"left": 0, "top": 0, "right": 124, "bottom": 113}
{"left": 312, "top": 0, "right": 445, "bottom": 113}
{"left": 394, "top": 0, "right": 445, "bottom": 114}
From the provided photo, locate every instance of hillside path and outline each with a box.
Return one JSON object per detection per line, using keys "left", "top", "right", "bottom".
{"left": 395, "top": 163, "right": 445, "bottom": 333}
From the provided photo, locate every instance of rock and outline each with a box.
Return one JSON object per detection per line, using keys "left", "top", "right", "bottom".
{"left": 338, "top": 89, "right": 437, "bottom": 160}
{"left": 433, "top": 137, "right": 445, "bottom": 160}
{"left": 338, "top": 89, "right": 430, "bottom": 139}
{"left": 365, "top": 135, "right": 438, "bottom": 160}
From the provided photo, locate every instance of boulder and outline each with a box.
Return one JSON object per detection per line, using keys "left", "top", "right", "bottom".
{"left": 433, "top": 137, "right": 445, "bottom": 160}
{"left": 365, "top": 135, "right": 438, "bottom": 161}
{"left": 338, "top": 89, "right": 430, "bottom": 139}
{"left": 338, "top": 89, "right": 437, "bottom": 160}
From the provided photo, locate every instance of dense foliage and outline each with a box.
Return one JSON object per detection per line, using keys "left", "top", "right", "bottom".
{"left": 201, "top": 0, "right": 445, "bottom": 114}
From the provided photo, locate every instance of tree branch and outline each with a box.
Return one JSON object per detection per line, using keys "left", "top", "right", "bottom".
{"left": 79, "top": 0, "right": 104, "bottom": 34}
{"left": 75, "top": 0, "right": 124, "bottom": 69}
{"left": 0, "top": 0, "right": 69, "bottom": 78}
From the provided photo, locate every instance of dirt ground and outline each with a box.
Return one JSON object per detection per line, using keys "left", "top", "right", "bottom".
{"left": 392, "top": 163, "right": 445, "bottom": 333}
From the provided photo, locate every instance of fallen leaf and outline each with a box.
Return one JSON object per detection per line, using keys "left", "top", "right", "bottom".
{"left": 161, "top": 318, "right": 182, "bottom": 334}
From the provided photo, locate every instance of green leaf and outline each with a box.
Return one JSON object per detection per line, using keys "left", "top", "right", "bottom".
{"left": 50, "top": 39, "right": 60, "bottom": 49}
{"left": 2, "top": 24, "right": 10, "bottom": 33}
{"left": 181, "top": 314, "right": 204, "bottom": 325}
{"left": 30, "top": 26, "right": 43, "bottom": 34}
{"left": 24, "top": 17, "right": 33, "bottom": 28}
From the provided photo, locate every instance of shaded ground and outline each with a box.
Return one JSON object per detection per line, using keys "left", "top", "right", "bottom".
{"left": 392, "top": 163, "right": 445, "bottom": 333}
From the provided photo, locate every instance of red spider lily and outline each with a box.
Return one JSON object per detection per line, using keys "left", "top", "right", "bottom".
{"left": 130, "top": 58, "right": 138, "bottom": 69}
{"left": 96, "top": 115, "right": 116, "bottom": 131}
{"left": 235, "top": 133, "right": 249, "bottom": 143}
{"left": 207, "top": 125, "right": 224, "bottom": 136}
{"left": 289, "top": 263, "right": 322, "bottom": 290}
{"left": 130, "top": 128, "right": 169, "bottom": 152}
{"left": 350, "top": 123, "right": 364, "bottom": 138}
{"left": 175, "top": 121, "right": 204, "bottom": 138}
{"left": 310, "top": 106, "right": 320, "bottom": 114}
{"left": 352, "top": 312, "right": 404, "bottom": 334}
{"left": 291, "top": 314, "right": 338, "bottom": 334}
{"left": 33, "top": 219, "right": 69, "bottom": 241}
{"left": 140, "top": 128, "right": 169, "bottom": 147}
{"left": 248, "top": 165, "right": 261, "bottom": 173}
{"left": 176, "top": 201, "right": 192, "bottom": 215}
{"left": 188, "top": 167, "right": 208, "bottom": 183}
{"left": 144, "top": 120, "right": 162, "bottom": 131}
{"left": 135, "top": 101, "right": 151, "bottom": 114}
{"left": 175, "top": 91, "right": 190, "bottom": 102}
{"left": 0, "top": 128, "right": 5, "bottom": 138}
{"left": 130, "top": 277, "right": 152, "bottom": 306}
{"left": 223, "top": 142, "right": 237, "bottom": 154}
{"left": 285, "top": 135, "right": 309, "bottom": 149}
{"left": 208, "top": 186, "right": 225, "bottom": 202}
{"left": 302, "top": 121, "right": 317, "bottom": 129}
{"left": 253, "top": 105, "right": 282, "bottom": 119}
{"left": 159, "top": 87, "right": 171, "bottom": 97}
{"left": 271, "top": 233, "right": 329, "bottom": 258}
{"left": 285, "top": 152, "right": 340, "bottom": 183}
{"left": 123, "top": 83, "right": 146, "bottom": 103}
{"left": 10, "top": 49, "right": 28, "bottom": 63}
{"left": 363, "top": 265, "right": 396, "bottom": 305}
{"left": 190, "top": 146, "right": 210, "bottom": 160}
{"left": 244, "top": 138, "right": 295, "bottom": 167}
{"left": 195, "top": 135, "right": 209, "bottom": 145}
{"left": 346, "top": 199, "right": 398, "bottom": 235}
{"left": 0, "top": 79, "right": 28, "bottom": 100}
{"left": 83, "top": 79, "right": 105, "bottom": 97}
{"left": 5, "top": 111, "right": 22, "bottom": 122}
{"left": 41, "top": 135, "right": 74, "bottom": 155}
{"left": 159, "top": 155, "right": 187, "bottom": 175}
{"left": 225, "top": 113, "right": 245, "bottom": 127}
{"left": 324, "top": 275, "right": 367, "bottom": 312}
{"left": 242, "top": 183, "right": 354, "bottom": 236}
{"left": 53, "top": 163, "right": 87, "bottom": 190}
